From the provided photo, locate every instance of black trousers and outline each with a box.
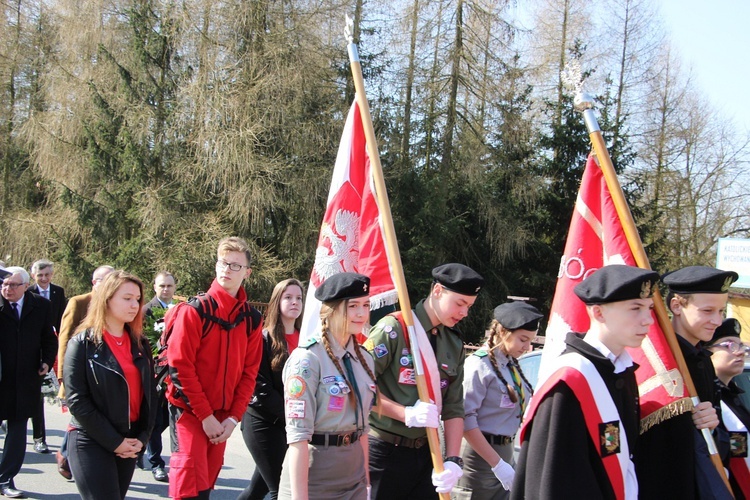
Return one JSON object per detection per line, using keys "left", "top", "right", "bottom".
{"left": 237, "top": 411, "right": 287, "bottom": 500}
{"left": 145, "top": 399, "right": 169, "bottom": 469}
{"left": 31, "top": 393, "right": 45, "bottom": 441}
{"left": 369, "top": 435, "right": 437, "bottom": 500}
{"left": 0, "top": 418, "right": 28, "bottom": 485}
{"left": 67, "top": 428, "right": 136, "bottom": 500}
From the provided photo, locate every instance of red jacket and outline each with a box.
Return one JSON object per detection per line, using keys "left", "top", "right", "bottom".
{"left": 166, "top": 280, "right": 263, "bottom": 422}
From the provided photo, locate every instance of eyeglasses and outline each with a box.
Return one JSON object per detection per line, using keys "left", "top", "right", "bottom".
{"left": 711, "top": 341, "right": 750, "bottom": 355}
{"left": 1, "top": 282, "right": 26, "bottom": 289}
{"left": 216, "top": 260, "right": 248, "bottom": 272}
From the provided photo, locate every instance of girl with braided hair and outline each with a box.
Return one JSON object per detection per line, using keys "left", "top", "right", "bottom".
{"left": 454, "top": 301, "right": 542, "bottom": 500}
{"left": 279, "top": 272, "right": 376, "bottom": 500}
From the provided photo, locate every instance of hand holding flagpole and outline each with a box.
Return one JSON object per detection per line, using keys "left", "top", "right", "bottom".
{"left": 574, "top": 91, "right": 733, "bottom": 496}
{"left": 344, "top": 15, "right": 450, "bottom": 499}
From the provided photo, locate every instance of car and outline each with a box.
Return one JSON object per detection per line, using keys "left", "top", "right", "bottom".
{"left": 734, "top": 361, "right": 750, "bottom": 409}
{"left": 517, "top": 350, "right": 543, "bottom": 390}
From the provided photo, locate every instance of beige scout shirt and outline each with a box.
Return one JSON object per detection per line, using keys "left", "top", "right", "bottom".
{"left": 463, "top": 347, "right": 531, "bottom": 437}
{"left": 283, "top": 333, "right": 376, "bottom": 444}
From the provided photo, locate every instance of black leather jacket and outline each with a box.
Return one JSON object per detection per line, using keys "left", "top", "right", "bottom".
{"left": 64, "top": 329, "right": 157, "bottom": 452}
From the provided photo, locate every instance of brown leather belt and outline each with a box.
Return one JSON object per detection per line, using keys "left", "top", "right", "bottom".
{"left": 369, "top": 427, "right": 427, "bottom": 449}
{"left": 483, "top": 433, "right": 514, "bottom": 446}
{"left": 310, "top": 431, "right": 360, "bottom": 447}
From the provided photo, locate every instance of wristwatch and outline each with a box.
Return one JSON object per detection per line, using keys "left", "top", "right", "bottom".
{"left": 444, "top": 456, "right": 464, "bottom": 469}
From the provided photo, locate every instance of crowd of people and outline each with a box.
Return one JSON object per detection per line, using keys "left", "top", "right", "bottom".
{"left": 0, "top": 240, "right": 748, "bottom": 499}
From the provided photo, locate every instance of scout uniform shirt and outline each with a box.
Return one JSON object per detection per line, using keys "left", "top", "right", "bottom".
{"left": 463, "top": 347, "right": 530, "bottom": 437}
{"left": 283, "top": 333, "right": 376, "bottom": 443}
{"left": 365, "top": 299, "right": 465, "bottom": 439}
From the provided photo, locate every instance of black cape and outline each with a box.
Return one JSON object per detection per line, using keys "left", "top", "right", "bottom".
{"left": 511, "top": 333, "right": 639, "bottom": 500}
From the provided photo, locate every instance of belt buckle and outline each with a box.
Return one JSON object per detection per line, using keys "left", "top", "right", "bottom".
{"left": 342, "top": 434, "right": 351, "bottom": 446}
{"left": 414, "top": 437, "right": 425, "bottom": 449}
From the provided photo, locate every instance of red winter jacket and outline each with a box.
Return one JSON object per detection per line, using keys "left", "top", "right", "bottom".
{"left": 166, "top": 280, "right": 263, "bottom": 422}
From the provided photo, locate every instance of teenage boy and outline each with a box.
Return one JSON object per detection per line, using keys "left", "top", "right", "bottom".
{"left": 166, "top": 237, "right": 263, "bottom": 500}
{"left": 512, "top": 265, "right": 659, "bottom": 499}
{"left": 366, "top": 263, "right": 484, "bottom": 499}
{"left": 637, "top": 266, "right": 737, "bottom": 499}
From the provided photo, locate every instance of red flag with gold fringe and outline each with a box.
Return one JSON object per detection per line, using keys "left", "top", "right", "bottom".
{"left": 539, "top": 154, "right": 692, "bottom": 429}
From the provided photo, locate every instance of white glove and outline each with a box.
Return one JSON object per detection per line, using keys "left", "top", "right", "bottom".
{"left": 431, "top": 461, "right": 463, "bottom": 493}
{"left": 492, "top": 459, "right": 515, "bottom": 490}
{"left": 404, "top": 400, "right": 439, "bottom": 428}
{"left": 367, "top": 485, "right": 371, "bottom": 500}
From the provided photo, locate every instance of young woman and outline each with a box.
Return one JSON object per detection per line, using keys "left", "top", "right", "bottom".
{"left": 239, "top": 278, "right": 305, "bottom": 500}
{"left": 279, "top": 272, "right": 377, "bottom": 500}
{"left": 64, "top": 271, "right": 157, "bottom": 499}
{"left": 708, "top": 318, "right": 750, "bottom": 499}
{"left": 455, "top": 301, "right": 541, "bottom": 499}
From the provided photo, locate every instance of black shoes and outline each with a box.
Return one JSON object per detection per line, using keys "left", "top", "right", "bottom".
{"left": 33, "top": 439, "right": 49, "bottom": 454}
{"left": 0, "top": 483, "right": 25, "bottom": 498}
{"left": 152, "top": 467, "right": 168, "bottom": 482}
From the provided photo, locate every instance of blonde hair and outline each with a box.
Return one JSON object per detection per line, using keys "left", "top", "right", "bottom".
{"left": 217, "top": 236, "right": 252, "bottom": 265}
{"left": 319, "top": 300, "right": 377, "bottom": 410}
{"left": 79, "top": 270, "right": 145, "bottom": 348}
{"left": 486, "top": 319, "right": 534, "bottom": 398}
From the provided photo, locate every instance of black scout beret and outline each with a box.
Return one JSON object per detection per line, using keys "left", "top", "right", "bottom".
{"left": 662, "top": 266, "right": 738, "bottom": 294}
{"left": 315, "top": 272, "right": 370, "bottom": 302}
{"left": 574, "top": 265, "right": 660, "bottom": 305}
{"left": 432, "top": 263, "right": 484, "bottom": 296}
{"left": 708, "top": 318, "right": 742, "bottom": 345}
{"left": 493, "top": 302, "right": 543, "bottom": 331}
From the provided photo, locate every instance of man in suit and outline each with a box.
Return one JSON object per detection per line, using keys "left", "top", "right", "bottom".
{"left": 0, "top": 267, "right": 58, "bottom": 498}
{"left": 54, "top": 264, "right": 113, "bottom": 480}
{"left": 27, "top": 259, "right": 67, "bottom": 454}
{"left": 138, "top": 271, "right": 177, "bottom": 482}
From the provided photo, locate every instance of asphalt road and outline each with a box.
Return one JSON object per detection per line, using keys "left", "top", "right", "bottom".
{"left": 5, "top": 402, "right": 257, "bottom": 499}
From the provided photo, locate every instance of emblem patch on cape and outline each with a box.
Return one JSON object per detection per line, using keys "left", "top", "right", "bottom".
{"left": 730, "top": 431, "right": 748, "bottom": 458}
{"left": 599, "top": 421, "right": 621, "bottom": 456}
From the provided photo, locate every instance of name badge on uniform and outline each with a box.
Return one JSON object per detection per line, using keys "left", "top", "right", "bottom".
{"left": 599, "top": 421, "right": 621, "bottom": 457}
{"left": 328, "top": 395, "right": 345, "bottom": 412}
{"left": 398, "top": 367, "right": 416, "bottom": 385}
{"left": 286, "top": 400, "right": 306, "bottom": 419}
{"left": 730, "top": 431, "right": 748, "bottom": 458}
{"left": 500, "top": 394, "right": 514, "bottom": 408}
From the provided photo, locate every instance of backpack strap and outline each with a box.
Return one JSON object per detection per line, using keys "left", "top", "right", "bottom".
{"left": 189, "top": 293, "right": 261, "bottom": 338}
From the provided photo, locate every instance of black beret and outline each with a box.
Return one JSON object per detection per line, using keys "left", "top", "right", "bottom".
{"left": 432, "top": 263, "right": 484, "bottom": 296}
{"left": 662, "top": 266, "right": 738, "bottom": 294}
{"left": 493, "top": 302, "right": 543, "bottom": 331}
{"left": 0, "top": 267, "right": 10, "bottom": 280}
{"left": 574, "top": 265, "right": 660, "bottom": 305}
{"left": 314, "top": 272, "right": 370, "bottom": 302}
{"left": 708, "top": 318, "right": 742, "bottom": 345}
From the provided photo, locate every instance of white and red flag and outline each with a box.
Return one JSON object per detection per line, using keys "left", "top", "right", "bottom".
{"left": 539, "top": 154, "right": 691, "bottom": 428}
{"left": 300, "top": 99, "right": 398, "bottom": 344}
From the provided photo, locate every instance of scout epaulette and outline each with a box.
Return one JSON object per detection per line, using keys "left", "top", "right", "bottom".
{"left": 301, "top": 338, "right": 318, "bottom": 349}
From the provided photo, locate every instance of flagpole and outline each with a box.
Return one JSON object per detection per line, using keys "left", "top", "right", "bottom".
{"left": 344, "top": 17, "right": 449, "bottom": 498}
{"left": 575, "top": 91, "right": 733, "bottom": 494}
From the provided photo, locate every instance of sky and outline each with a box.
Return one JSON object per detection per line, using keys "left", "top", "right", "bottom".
{"left": 659, "top": 0, "right": 750, "bottom": 132}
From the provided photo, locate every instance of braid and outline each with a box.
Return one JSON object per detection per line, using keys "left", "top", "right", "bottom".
{"left": 511, "top": 358, "right": 534, "bottom": 396}
{"left": 487, "top": 326, "right": 518, "bottom": 404}
{"left": 320, "top": 322, "right": 355, "bottom": 405}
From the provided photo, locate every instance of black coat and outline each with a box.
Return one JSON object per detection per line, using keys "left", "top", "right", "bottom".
{"left": 245, "top": 329, "right": 285, "bottom": 425}
{"left": 64, "top": 329, "right": 158, "bottom": 451}
{"left": 512, "top": 333, "right": 640, "bottom": 500}
{"left": 29, "top": 283, "right": 67, "bottom": 332}
{"left": 0, "top": 291, "right": 58, "bottom": 419}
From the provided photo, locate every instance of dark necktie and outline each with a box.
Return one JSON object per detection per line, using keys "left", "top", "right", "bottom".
{"left": 343, "top": 352, "right": 363, "bottom": 430}
{"left": 10, "top": 302, "right": 19, "bottom": 320}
